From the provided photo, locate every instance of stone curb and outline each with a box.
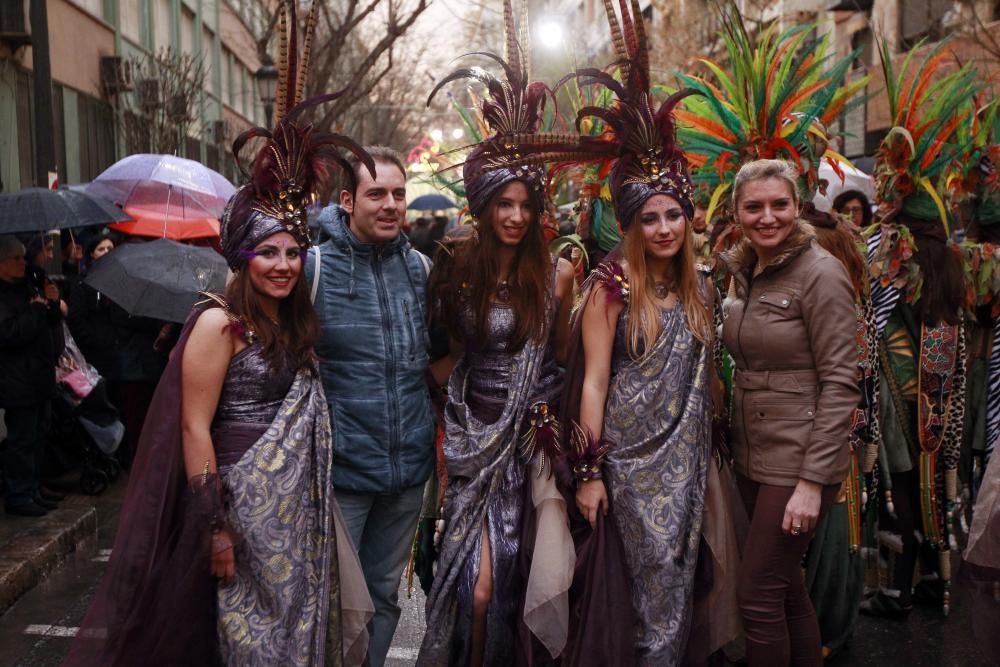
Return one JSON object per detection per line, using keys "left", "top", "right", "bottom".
{"left": 0, "top": 507, "right": 98, "bottom": 616}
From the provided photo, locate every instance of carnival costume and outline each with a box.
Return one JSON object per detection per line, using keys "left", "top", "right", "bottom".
{"left": 64, "top": 3, "right": 374, "bottom": 665}
{"left": 417, "top": 2, "right": 574, "bottom": 664}
{"left": 676, "top": 9, "right": 878, "bottom": 652}
{"left": 955, "top": 100, "right": 1000, "bottom": 478}
{"left": 488, "top": 1, "right": 742, "bottom": 662}
{"left": 952, "top": 99, "right": 1000, "bottom": 662}
{"left": 862, "top": 38, "right": 978, "bottom": 617}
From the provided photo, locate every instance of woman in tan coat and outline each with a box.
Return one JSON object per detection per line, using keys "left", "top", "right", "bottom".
{"left": 718, "top": 159, "right": 859, "bottom": 666}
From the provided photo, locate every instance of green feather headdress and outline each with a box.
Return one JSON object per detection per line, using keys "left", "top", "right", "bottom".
{"left": 674, "top": 3, "right": 869, "bottom": 223}
{"left": 873, "top": 36, "right": 980, "bottom": 232}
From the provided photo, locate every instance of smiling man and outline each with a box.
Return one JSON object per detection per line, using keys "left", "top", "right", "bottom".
{"left": 305, "top": 146, "right": 434, "bottom": 667}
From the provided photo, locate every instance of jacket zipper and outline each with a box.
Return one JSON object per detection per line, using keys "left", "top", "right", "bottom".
{"left": 373, "top": 248, "right": 402, "bottom": 492}
{"left": 402, "top": 299, "right": 416, "bottom": 362}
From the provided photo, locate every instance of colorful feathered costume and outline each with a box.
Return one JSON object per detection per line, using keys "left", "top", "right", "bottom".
{"left": 863, "top": 37, "right": 979, "bottom": 618}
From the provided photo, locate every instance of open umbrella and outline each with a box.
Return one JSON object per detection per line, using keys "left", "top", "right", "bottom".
{"left": 813, "top": 161, "right": 876, "bottom": 213}
{"left": 111, "top": 206, "right": 220, "bottom": 241}
{"left": 0, "top": 187, "right": 132, "bottom": 235}
{"left": 408, "top": 193, "right": 457, "bottom": 211}
{"left": 86, "top": 154, "right": 236, "bottom": 218}
{"left": 84, "top": 239, "right": 229, "bottom": 323}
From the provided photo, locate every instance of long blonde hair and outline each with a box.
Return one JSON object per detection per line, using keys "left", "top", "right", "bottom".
{"left": 621, "top": 214, "right": 712, "bottom": 358}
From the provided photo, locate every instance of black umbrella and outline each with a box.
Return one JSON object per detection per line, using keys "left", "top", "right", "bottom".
{"left": 84, "top": 239, "right": 229, "bottom": 323}
{"left": 408, "top": 193, "right": 458, "bottom": 211}
{"left": 0, "top": 187, "right": 132, "bottom": 235}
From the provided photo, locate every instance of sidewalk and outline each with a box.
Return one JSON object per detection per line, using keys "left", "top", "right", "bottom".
{"left": 0, "top": 476, "right": 126, "bottom": 617}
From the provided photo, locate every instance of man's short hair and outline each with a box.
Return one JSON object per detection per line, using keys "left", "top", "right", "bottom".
{"left": 344, "top": 146, "right": 406, "bottom": 195}
{"left": 0, "top": 236, "right": 25, "bottom": 261}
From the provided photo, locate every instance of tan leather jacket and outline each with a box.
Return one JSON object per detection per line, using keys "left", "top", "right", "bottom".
{"left": 719, "top": 222, "right": 859, "bottom": 486}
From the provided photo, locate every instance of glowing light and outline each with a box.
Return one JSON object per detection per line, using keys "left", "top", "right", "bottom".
{"left": 430, "top": 129, "right": 443, "bottom": 142}
{"left": 538, "top": 20, "right": 564, "bottom": 49}
{"left": 451, "top": 128, "right": 464, "bottom": 140}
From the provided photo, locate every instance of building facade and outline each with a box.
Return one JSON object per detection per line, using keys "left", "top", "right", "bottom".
{"left": 0, "top": 0, "right": 270, "bottom": 191}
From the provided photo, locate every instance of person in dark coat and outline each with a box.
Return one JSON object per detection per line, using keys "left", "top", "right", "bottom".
{"left": 0, "top": 236, "right": 65, "bottom": 516}
{"left": 66, "top": 253, "right": 171, "bottom": 468}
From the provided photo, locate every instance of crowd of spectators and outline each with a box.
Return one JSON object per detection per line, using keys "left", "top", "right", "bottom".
{"left": 0, "top": 228, "right": 171, "bottom": 518}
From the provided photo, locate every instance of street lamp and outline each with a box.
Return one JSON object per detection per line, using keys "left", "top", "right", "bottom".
{"left": 538, "top": 20, "right": 564, "bottom": 50}
{"left": 255, "top": 54, "right": 278, "bottom": 127}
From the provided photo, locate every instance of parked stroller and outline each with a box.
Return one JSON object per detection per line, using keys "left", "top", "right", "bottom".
{"left": 43, "top": 325, "right": 124, "bottom": 495}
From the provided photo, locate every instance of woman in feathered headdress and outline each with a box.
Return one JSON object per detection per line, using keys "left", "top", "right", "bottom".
{"left": 860, "top": 37, "right": 979, "bottom": 620}
{"left": 512, "top": 1, "right": 742, "bottom": 664}
{"left": 64, "top": 3, "right": 374, "bottom": 665}
{"left": 417, "top": 2, "right": 576, "bottom": 665}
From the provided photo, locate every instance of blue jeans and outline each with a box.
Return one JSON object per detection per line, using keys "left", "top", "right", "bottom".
{"left": 336, "top": 483, "right": 424, "bottom": 667}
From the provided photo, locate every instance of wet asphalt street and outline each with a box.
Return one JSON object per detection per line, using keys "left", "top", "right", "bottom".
{"left": 0, "top": 478, "right": 993, "bottom": 667}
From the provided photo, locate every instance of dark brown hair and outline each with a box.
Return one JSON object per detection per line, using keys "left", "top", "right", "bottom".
{"left": 429, "top": 183, "right": 550, "bottom": 352}
{"left": 832, "top": 189, "right": 873, "bottom": 228}
{"left": 224, "top": 266, "right": 319, "bottom": 373}
{"left": 812, "top": 221, "right": 867, "bottom": 299}
{"left": 344, "top": 145, "right": 406, "bottom": 196}
{"left": 897, "top": 213, "right": 964, "bottom": 325}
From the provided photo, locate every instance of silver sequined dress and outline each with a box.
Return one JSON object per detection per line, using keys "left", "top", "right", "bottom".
{"left": 418, "top": 281, "right": 563, "bottom": 666}
{"left": 603, "top": 302, "right": 711, "bottom": 666}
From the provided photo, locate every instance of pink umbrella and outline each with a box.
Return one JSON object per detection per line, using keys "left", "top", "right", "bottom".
{"left": 86, "top": 154, "right": 236, "bottom": 218}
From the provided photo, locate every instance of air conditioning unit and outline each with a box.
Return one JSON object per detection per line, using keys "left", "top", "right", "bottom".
{"left": 0, "top": 0, "right": 31, "bottom": 48}
{"left": 100, "top": 56, "right": 132, "bottom": 95}
{"left": 168, "top": 94, "right": 189, "bottom": 121}
{"left": 136, "top": 78, "right": 161, "bottom": 112}
{"left": 212, "top": 120, "right": 227, "bottom": 144}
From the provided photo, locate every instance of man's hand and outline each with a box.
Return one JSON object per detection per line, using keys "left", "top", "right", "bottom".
{"left": 44, "top": 283, "right": 59, "bottom": 303}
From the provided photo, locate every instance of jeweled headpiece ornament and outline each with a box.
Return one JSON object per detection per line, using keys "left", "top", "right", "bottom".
{"left": 221, "top": 0, "right": 374, "bottom": 270}
{"left": 872, "top": 36, "right": 978, "bottom": 231}
{"left": 575, "top": 0, "right": 697, "bottom": 228}
{"left": 426, "top": 0, "right": 555, "bottom": 219}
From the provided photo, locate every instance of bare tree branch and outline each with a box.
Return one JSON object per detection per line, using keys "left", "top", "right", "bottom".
{"left": 121, "top": 48, "right": 207, "bottom": 155}
{"left": 243, "top": 0, "right": 430, "bottom": 152}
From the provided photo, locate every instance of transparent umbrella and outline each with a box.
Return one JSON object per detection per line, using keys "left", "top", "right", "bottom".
{"left": 86, "top": 154, "right": 236, "bottom": 219}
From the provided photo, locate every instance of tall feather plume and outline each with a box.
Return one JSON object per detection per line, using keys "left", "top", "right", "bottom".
{"left": 617, "top": 0, "right": 637, "bottom": 59}
{"left": 602, "top": 0, "right": 628, "bottom": 80}
{"left": 284, "top": 0, "right": 299, "bottom": 119}
{"left": 519, "top": 0, "right": 531, "bottom": 80}
{"left": 274, "top": 2, "right": 289, "bottom": 124}
{"left": 503, "top": 0, "right": 519, "bottom": 74}
{"left": 295, "top": 0, "right": 320, "bottom": 107}
{"left": 629, "top": 0, "right": 649, "bottom": 90}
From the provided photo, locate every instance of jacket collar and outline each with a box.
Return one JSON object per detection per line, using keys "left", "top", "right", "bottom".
{"left": 718, "top": 220, "right": 815, "bottom": 293}
{"left": 318, "top": 204, "right": 410, "bottom": 257}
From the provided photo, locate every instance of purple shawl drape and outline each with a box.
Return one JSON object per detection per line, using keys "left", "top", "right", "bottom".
{"left": 64, "top": 308, "right": 221, "bottom": 667}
